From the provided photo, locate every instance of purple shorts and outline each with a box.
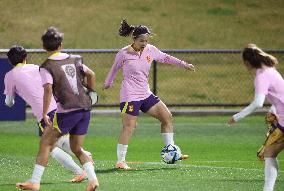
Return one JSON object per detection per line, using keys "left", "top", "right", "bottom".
{"left": 120, "top": 94, "right": 160, "bottom": 116}
{"left": 38, "top": 109, "right": 56, "bottom": 136}
{"left": 54, "top": 109, "right": 91, "bottom": 135}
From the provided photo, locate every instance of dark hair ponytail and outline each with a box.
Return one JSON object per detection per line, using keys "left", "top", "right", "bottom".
{"left": 119, "top": 20, "right": 151, "bottom": 39}
{"left": 119, "top": 20, "right": 135, "bottom": 37}
{"left": 242, "top": 44, "right": 278, "bottom": 68}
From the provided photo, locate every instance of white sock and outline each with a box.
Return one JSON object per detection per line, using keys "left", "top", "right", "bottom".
{"left": 264, "top": 157, "right": 278, "bottom": 191}
{"left": 161, "top": 133, "right": 174, "bottom": 145}
{"left": 30, "top": 164, "right": 45, "bottom": 183}
{"left": 50, "top": 147, "right": 83, "bottom": 175}
{"left": 56, "top": 136, "right": 92, "bottom": 157}
{"left": 117, "top": 144, "right": 128, "bottom": 163}
{"left": 83, "top": 162, "right": 97, "bottom": 181}
{"left": 56, "top": 136, "right": 73, "bottom": 155}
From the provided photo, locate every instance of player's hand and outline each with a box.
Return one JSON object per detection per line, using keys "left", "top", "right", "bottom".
{"left": 102, "top": 84, "right": 111, "bottom": 90}
{"left": 185, "top": 63, "right": 195, "bottom": 72}
{"left": 43, "top": 114, "right": 52, "bottom": 127}
{"left": 227, "top": 117, "right": 236, "bottom": 126}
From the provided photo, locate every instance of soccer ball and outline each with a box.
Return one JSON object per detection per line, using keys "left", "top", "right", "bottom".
{"left": 161, "top": 144, "right": 182, "bottom": 164}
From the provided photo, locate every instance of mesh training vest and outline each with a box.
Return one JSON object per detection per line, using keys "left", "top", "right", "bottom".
{"left": 40, "top": 54, "right": 91, "bottom": 110}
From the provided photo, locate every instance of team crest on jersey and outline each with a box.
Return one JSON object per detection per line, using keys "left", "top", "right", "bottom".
{"left": 146, "top": 56, "right": 151, "bottom": 63}
{"left": 61, "top": 64, "right": 79, "bottom": 95}
{"left": 64, "top": 65, "right": 76, "bottom": 78}
{"left": 128, "top": 105, "right": 134, "bottom": 112}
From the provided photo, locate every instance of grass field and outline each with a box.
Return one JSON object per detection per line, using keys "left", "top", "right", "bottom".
{"left": 0, "top": 115, "right": 284, "bottom": 191}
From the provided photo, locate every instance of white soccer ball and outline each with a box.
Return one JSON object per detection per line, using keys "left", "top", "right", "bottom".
{"left": 161, "top": 144, "right": 182, "bottom": 164}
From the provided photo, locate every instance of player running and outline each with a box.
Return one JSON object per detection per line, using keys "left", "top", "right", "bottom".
{"left": 103, "top": 20, "right": 194, "bottom": 169}
{"left": 16, "top": 27, "right": 98, "bottom": 191}
{"left": 4, "top": 45, "right": 90, "bottom": 184}
{"left": 228, "top": 44, "right": 284, "bottom": 191}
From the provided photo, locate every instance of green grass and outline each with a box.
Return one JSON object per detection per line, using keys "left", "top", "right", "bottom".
{"left": 0, "top": 115, "right": 284, "bottom": 190}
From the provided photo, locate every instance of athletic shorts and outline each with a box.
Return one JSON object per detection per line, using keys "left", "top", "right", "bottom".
{"left": 38, "top": 109, "right": 56, "bottom": 136}
{"left": 53, "top": 109, "right": 91, "bottom": 135}
{"left": 120, "top": 94, "right": 160, "bottom": 116}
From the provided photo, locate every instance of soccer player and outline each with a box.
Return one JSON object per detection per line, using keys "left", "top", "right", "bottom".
{"left": 4, "top": 45, "right": 89, "bottom": 183}
{"left": 103, "top": 20, "right": 195, "bottom": 169}
{"left": 228, "top": 44, "right": 284, "bottom": 191}
{"left": 16, "top": 27, "right": 99, "bottom": 191}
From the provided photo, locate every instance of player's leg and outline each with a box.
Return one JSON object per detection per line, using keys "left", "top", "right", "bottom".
{"left": 70, "top": 135, "right": 98, "bottom": 190}
{"left": 115, "top": 101, "right": 139, "bottom": 169}
{"left": 144, "top": 96, "right": 188, "bottom": 160}
{"left": 116, "top": 113, "right": 137, "bottom": 169}
{"left": 263, "top": 141, "right": 284, "bottom": 191}
{"left": 56, "top": 135, "right": 93, "bottom": 160}
{"left": 16, "top": 124, "right": 60, "bottom": 190}
{"left": 68, "top": 110, "right": 99, "bottom": 190}
{"left": 38, "top": 113, "right": 87, "bottom": 182}
{"left": 50, "top": 146, "right": 87, "bottom": 182}
{"left": 146, "top": 101, "right": 174, "bottom": 143}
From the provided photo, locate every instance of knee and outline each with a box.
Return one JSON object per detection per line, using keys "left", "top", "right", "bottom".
{"left": 123, "top": 124, "right": 136, "bottom": 134}
{"left": 264, "top": 147, "right": 279, "bottom": 158}
{"left": 160, "top": 112, "right": 173, "bottom": 125}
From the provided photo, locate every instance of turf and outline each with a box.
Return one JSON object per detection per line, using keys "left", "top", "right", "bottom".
{"left": 0, "top": 115, "right": 284, "bottom": 190}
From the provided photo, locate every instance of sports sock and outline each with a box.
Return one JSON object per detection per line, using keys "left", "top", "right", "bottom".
{"left": 161, "top": 133, "right": 174, "bottom": 145}
{"left": 56, "top": 136, "right": 92, "bottom": 157}
{"left": 30, "top": 164, "right": 45, "bottom": 183}
{"left": 51, "top": 147, "right": 83, "bottom": 175}
{"left": 83, "top": 162, "right": 97, "bottom": 181}
{"left": 117, "top": 144, "right": 128, "bottom": 163}
{"left": 264, "top": 157, "right": 278, "bottom": 191}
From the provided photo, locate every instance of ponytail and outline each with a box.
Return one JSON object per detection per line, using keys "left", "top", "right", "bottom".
{"left": 118, "top": 20, "right": 135, "bottom": 37}
{"left": 242, "top": 44, "right": 278, "bottom": 68}
{"left": 118, "top": 20, "right": 151, "bottom": 39}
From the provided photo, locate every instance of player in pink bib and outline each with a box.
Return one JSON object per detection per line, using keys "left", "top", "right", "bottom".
{"left": 104, "top": 20, "right": 195, "bottom": 169}
{"left": 228, "top": 44, "right": 284, "bottom": 191}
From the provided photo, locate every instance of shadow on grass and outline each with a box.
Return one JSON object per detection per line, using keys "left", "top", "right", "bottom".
{"left": 96, "top": 167, "right": 178, "bottom": 174}
{"left": 0, "top": 183, "right": 16, "bottom": 187}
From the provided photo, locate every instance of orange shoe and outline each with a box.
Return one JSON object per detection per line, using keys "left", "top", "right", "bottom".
{"left": 179, "top": 154, "right": 189, "bottom": 160}
{"left": 16, "top": 181, "right": 40, "bottom": 191}
{"left": 70, "top": 171, "right": 87, "bottom": 183}
{"left": 86, "top": 179, "right": 99, "bottom": 191}
{"left": 115, "top": 161, "right": 131, "bottom": 170}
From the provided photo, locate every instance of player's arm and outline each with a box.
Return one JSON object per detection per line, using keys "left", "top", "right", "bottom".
{"left": 5, "top": 95, "right": 15, "bottom": 107}
{"left": 43, "top": 83, "right": 53, "bottom": 126}
{"left": 103, "top": 52, "right": 123, "bottom": 89}
{"left": 151, "top": 45, "right": 195, "bottom": 71}
{"left": 83, "top": 66, "right": 96, "bottom": 91}
{"left": 40, "top": 68, "right": 53, "bottom": 126}
{"left": 81, "top": 64, "right": 98, "bottom": 105}
{"left": 228, "top": 93, "right": 265, "bottom": 125}
{"left": 4, "top": 74, "right": 15, "bottom": 107}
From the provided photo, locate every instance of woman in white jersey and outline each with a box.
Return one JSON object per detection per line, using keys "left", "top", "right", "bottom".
{"left": 228, "top": 44, "right": 284, "bottom": 191}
